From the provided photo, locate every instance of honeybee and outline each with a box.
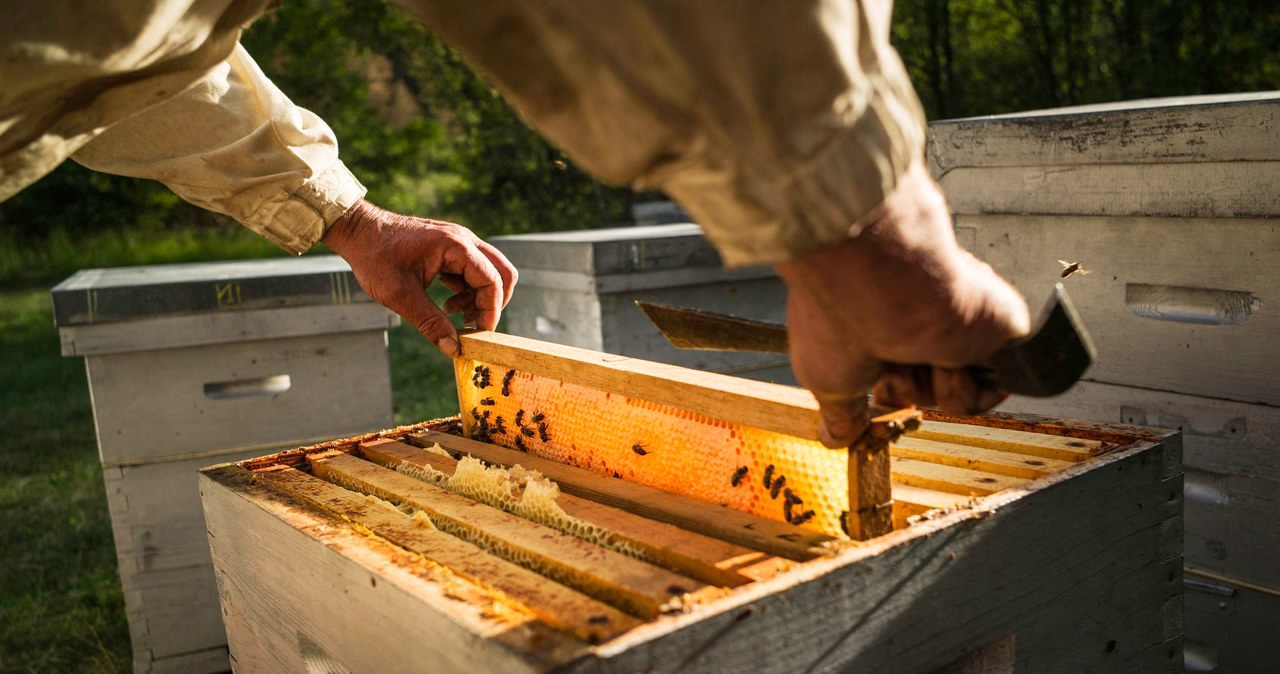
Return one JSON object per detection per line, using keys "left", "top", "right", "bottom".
{"left": 838, "top": 510, "right": 851, "bottom": 537}
{"left": 521, "top": 426, "right": 536, "bottom": 438}
{"left": 501, "top": 370, "right": 516, "bottom": 396}
{"left": 631, "top": 443, "right": 649, "bottom": 456}
{"left": 515, "top": 410, "right": 526, "bottom": 427}
{"left": 472, "top": 365, "right": 492, "bottom": 388}
{"left": 730, "top": 466, "right": 749, "bottom": 487}
{"left": 479, "top": 397, "right": 495, "bottom": 406}
{"left": 1058, "top": 259, "right": 1091, "bottom": 279}
{"left": 537, "top": 424, "right": 550, "bottom": 442}
{"left": 531, "top": 412, "right": 546, "bottom": 423}
{"left": 769, "top": 475, "right": 786, "bottom": 499}
{"left": 491, "top": 415, "right": 507, "bottom": 434}
{"left": 762, "top": 464, "right": 775, "bottom": 489}
{"left": 514, "top": 436, "right": 528, "bottom": 452}
{"left": 791, "top": 509, "right": 816, "bottom": 526}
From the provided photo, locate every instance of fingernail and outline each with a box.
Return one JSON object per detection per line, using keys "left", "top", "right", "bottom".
{"left": 435, "top": 336, "right": 459, "bottom": 358}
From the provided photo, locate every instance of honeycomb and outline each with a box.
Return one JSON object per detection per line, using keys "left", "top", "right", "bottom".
{"left": 395, "top": 449, "right": 641, "bottom": 558}
{"left": 456, "top": 360, "right": 850, "bottom": 538}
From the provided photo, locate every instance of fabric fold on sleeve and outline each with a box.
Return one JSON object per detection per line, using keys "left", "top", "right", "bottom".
{"left": 397, "top": 0, "right": 926, "bottom": 267}
{"left": 72, "top": 43, "right": 366, "bottom": 254}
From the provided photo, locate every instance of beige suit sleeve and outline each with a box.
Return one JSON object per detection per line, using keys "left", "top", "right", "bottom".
{"left": 72, "top": 44, "right": 366, "bottom": 254}
{"left": 397, "top": 0, "right": 926, "bottom": 267}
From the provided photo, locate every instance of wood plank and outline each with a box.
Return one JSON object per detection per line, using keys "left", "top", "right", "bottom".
{"left": 938, "top": 162, "right": 1280, "bottom": 218}
{"left": 308, "top": 450, "right": 720, "bottom": 617}
{"left": 889, "top": 457, "right": 1028, "bottom": 496}
{"left": 407, "top": 431, "right": 834, "bottom": 560}
{"left": 457, "top": 331, "right": 823, "bottom": 441}
{"left": 251, "top": 465, "right": 642, "bottom": 639}
{"left": 927, "top": 94, "right": 1280, "bottom": 172}
{"left": 892, "top": 437, "right": 1072, "bottom": 479}
{"left": 891, "top": 484, "right": 973, "bottom": 529}
{"left": 360, "top": 439, "right": 794, "bottom": 585}
{"left": 200, "top": 464, "right": 587, "bottom": 673}
{"left": 961, "top": 214, "right": 1279, "bottom": 405}
{"left": 913, "top": 420, "right": 1102, "bottom": 462}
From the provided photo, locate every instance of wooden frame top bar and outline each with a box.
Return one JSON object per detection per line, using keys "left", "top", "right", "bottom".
{"left": 459, "top": 331, "right": 823, "bottom": 441}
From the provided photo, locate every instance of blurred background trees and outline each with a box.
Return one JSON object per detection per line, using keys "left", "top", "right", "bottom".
{"left": 2, "top": 0, "right": 1277, "bottom": 247}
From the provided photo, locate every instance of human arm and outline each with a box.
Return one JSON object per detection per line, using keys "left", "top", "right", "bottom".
{"left": 71, "top": 43, "right": 513, "bottom": 353}
{"left": 392, "top": 0, "right": 1029, "bottom": 443}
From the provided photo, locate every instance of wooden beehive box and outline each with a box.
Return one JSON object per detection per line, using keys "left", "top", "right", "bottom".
{"left": 200, "top": 333, "right": 1182, "bottom": 673}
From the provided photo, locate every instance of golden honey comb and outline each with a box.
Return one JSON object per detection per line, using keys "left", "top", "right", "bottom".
{"left": 455, "top": 359, "right": 850, "bottom": 538}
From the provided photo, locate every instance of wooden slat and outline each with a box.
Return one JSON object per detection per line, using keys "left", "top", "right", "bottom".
{"left": 251, "top": 465, "right": 640, "bottom": 642}
{"left": 308, "top": 451, "right": 719, "bottom": 618}
{"left": 890, "top": 457, "right": 1028, "bottom": 496}
{"left": 912, "top": 420, "right": 1103, "bottom": 462}
{"left": 361, "top": 439, "right": 793, "bottom": 585}
{"left": 845, "top": 408, "right": 915, "bottom": 540}
{"left": 891, "top": 484, "right": 973, "bottom": 530}
{"left": 458, "top": 331, "right": 823, "bottom": 441}
{"left": 892, "top": 437, "right": 1072, "bottom": 479}
{"left": 408, "top": 431, "right": 833, "bottom": 560}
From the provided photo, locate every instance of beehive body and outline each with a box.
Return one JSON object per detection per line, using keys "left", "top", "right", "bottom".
{"left": 202, "top": 333, "right": 1182, "bottom": 673}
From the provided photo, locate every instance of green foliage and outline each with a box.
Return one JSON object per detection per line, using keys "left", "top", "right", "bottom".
{"left": 892, "top": 0, "right": 1280, "bottom": 119}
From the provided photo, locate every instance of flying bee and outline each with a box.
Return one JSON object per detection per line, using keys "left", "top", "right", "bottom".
{"left": 769, "top": 475, "right": 786, "bottom": 500}
{"left": 479, "top": 397, "right": 495, "bottom": 406}
{"left": 491, "top": 415, "right": 507, "bottom": 434}
{"left": 521, "top": 426, "right": 536, "bottom": 438}
{"left": 1058, "top": 259, "right": 1091, "bottom": 279}
{"left": 631, "top": 443, "right": 650, "bottom": 456}
{"left": 501, "top": 370, "right": 516, "bottom": 396}
{"left": 730, "top": 466, "right": 749, "bottom": 487}
{"left": 791, "top": 509, "right": 816, "bottom": 526}
{"left": 762, "top": 464, "right": 775, "bottom": 489}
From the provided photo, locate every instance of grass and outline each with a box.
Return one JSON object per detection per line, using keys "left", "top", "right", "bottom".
{"left": 0, "top": 225, "right": 459, "bottom": 672}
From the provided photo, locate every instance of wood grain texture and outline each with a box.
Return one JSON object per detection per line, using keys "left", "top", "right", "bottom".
{"left": 892, "top": 437, "right": 1071, "bottom": 479}
{"left": 939, "top": 163, "right": 1280, "bottom": 218}
{"left": 911, "top": 419, "right": 1103, "bottom": 462}
{"left": 928, "top": 94, "right": 1280, "bottom": 173}
{"left": 200, "top": 464, "right": 589, "bottom": 674}
{"left": 252, "top": 465, "right": 642, "bottom": 638}
{"left": 407, "top": 431, "right": 834, "bottom": 560}
{"left": 958, "top": 214, "right": 1279, "bottom": 404}
{"left": 307, "top": 450, "right": 719, "bottom": 616}
{"left": 360, "top": 439, "right": 794, "bottom": 586}
{"left": 889, "top": 457, "right": 1029, "bottom": 496}
{"left": 457, "top": 331, "right": 822, "bottom": 441}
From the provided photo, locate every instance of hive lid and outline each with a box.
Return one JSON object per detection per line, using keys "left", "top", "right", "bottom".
{"left": 51, "top": 256, "right": 371, "bottom": 327}
{"left": 492, "top": 224, "right": 726, "bottom": 276}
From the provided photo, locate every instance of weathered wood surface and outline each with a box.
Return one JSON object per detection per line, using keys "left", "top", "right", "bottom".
{"left": 846, "top": 408, "right": 919, "bottom": 540}
{"left": 59, "top": 303, "right": 398, "bottom": 357}
{"left": 458, "top": 331, "right": 823, "bottom": 441}
{"left": 408, "top": 431, "right": 833, "bottom": 560}
{"left": 912, "top": 419, "right": 1103, "bottom": 462}
{"left": 200, "top": 464, "right": 589, "bottom": 674}
{"left": 1000, "top": 379, "right": 1280, "bottom": 593}
{"left": 892, "top": 437, "right": 1070, "bottom": 479}
{"left": 360, "top": 439, "right": 793, "bottom": 586}
{"left": 957, "top": 214, "right": 1278, "bottom": 405}
{"left": 306, "top": 450, "right": 720, "bottom": 617}
{"left": 939, "top": 163, "right": 1280, "bottom": 218}
{"left": 927, "top": 93, "right": 1280, "bottom": 173}
{"left": 559, "top": 435, "right": 1183, "bottom": 673}
{"left": 86, "top": 331, "right": 394, "bottom": 465}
